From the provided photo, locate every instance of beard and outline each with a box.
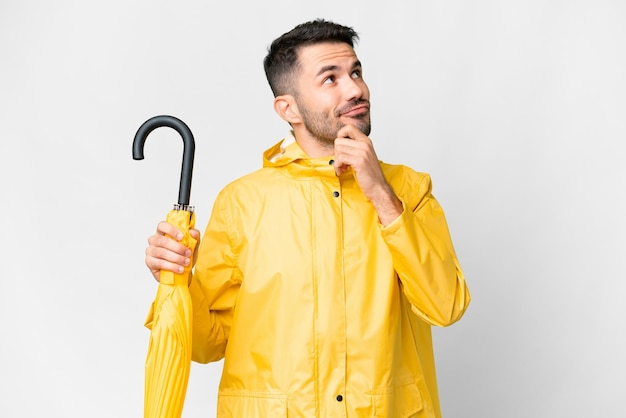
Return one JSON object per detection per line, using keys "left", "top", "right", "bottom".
{"left": 297, "top": 99, "right": 371, "bottom": 145}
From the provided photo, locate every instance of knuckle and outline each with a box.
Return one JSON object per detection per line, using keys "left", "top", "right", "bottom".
{"left": 157, "top": 235, "right": 171, "bottom": 248}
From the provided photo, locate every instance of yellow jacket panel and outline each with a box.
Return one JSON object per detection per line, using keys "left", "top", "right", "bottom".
{"left": 189, "top": 136, "right": 470, "bottom": 417}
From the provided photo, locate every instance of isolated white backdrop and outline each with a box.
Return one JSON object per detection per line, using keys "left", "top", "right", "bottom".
{"left": 1, "top": 1, "right": 624, "bottom": 417}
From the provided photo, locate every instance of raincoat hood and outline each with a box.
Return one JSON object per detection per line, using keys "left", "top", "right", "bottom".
{"left": 263, "top": 131, "right": 349, "bottom": 179}
{"left": 263, "top": 131, "right": 301, "bottom": 166}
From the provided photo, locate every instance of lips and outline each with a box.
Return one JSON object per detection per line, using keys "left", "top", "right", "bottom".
{"left": 341, "top": 104, "right": 369, "bottom": 117}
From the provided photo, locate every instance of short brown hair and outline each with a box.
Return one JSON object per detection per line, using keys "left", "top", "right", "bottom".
{"left": 263, "top": 19, "right": 359, "bottom": 97}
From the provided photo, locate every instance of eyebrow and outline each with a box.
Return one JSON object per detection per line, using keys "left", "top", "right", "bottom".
{"left": 316, "top": 60, "right": 362, "bottom": 77}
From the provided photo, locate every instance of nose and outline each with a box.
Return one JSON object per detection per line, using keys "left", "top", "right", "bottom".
{"left": 343, "top": 75, "right": 367, "bottom": 102}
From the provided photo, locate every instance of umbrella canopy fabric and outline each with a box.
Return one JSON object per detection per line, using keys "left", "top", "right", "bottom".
{"left": 144, "top": 208, "right": 197, "bottom": 418}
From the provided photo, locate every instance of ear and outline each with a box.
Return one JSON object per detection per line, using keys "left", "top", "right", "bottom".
{"left": 274, "top": 95, "right": 302, "bottom": 125}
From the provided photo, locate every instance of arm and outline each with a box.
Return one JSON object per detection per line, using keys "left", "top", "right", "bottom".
{"left": 188, "top": 191, "right": 241, "bottom": 364}
{"left": 381, "top": 172, "right": 471, "bottom": 327}
{"left": 333, "top": 125, "right": 403, "bottom": 226}
{"left": 333, "top": 126, "right": 469, "bottom": 325}
{"left": 144, "top": 191, "right": 241, "bottom": 364}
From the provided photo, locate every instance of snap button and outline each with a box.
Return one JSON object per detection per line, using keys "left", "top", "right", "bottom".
{"left": 332, "top": 191, "right": 340, "bottom": 198}
{"left": 336, "top": 394, "right": 343, "bottom": 402}
{"left": 329, "top": 159, "right": 335, "bottom": 165}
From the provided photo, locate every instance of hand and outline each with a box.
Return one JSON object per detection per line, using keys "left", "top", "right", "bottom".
{"left": 333, "top": 125, "right": 403, "bottom": 225}
{"left": 145, "top": 221, "right": 201, "bottom": 282}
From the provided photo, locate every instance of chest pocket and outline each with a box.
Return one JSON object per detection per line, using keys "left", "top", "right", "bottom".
{"left": 217, "top": 391, "right": 287, "bottom": 417}
{"left": 371, "top": 381, "right": 424, "bottom": 417}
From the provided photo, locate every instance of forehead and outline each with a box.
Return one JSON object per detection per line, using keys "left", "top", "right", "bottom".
{"left": 297, "top": 42, "right": 359, "bottom": 74}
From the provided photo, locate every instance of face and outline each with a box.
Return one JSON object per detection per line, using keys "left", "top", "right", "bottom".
{"left": 292, "top": 42, "right": 371, "bottom": 145}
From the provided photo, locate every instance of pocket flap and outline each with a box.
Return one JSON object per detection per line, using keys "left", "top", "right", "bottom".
{"left": 217, "top": 391, "right": 287, "bottom": 417}
{"left": 372, "top": 381, "right": 424, "bottom": 417}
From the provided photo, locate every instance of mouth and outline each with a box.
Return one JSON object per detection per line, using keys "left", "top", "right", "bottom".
{"left": 338, "top": 101, "right": 370, "bottom": 118}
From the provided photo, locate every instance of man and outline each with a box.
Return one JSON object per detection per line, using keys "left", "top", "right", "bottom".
{"left": 145, "top": 19, "right": 470, "bottom": 418}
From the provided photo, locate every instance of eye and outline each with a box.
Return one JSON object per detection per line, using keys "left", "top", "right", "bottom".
{"left": 351, "top": 70, "right": 362, "bottom": 79}
{"left": 323, "top": 75, "right": 335, "bottom": 84}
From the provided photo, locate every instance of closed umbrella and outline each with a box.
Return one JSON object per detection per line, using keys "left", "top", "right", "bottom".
{"left": 133, "top": 115, "right": 197, "bottom": 418}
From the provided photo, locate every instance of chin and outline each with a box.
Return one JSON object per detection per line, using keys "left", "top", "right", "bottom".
{"left": 355, "top": 121, "right": 371, "bottom": 136}
{"left": 340, "top": 119, "right": 371, "bottom": 136}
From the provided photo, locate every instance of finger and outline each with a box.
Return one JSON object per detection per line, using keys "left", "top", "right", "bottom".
{"left": 334, "top": 139, "right": 368, "bottom": 158}
{"left": 156, "top": 221, "right": 184, "bottom": 241}
{"left": 146, "top": 254, "right": 189, "bottom": 275}
{"left": 334, "top": 141, "right": 369, "bottom": 167}
{"left": 148, "top": 231, "right": 192, "bottom": 255}
{"left": 337, "top": 124, "right": 366, "bottom": 141}
{"left": 333, "top": 159, "right": 350, "bottom": 176}
{"left": 333, "top": 141, "right": 356, "bottom": 176}
{"left": 337, "top": 124, "right": 356, "bottom": 139}
{"left": 189, "top": 228, "right": 201, "bottom": 240}
{"left": 146, "top": 244, "right": 191, "bottom": 272}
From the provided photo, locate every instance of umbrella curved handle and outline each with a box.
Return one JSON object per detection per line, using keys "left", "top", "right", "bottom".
{"left": 133, "top": 115, "right": 195, "bottom": 206}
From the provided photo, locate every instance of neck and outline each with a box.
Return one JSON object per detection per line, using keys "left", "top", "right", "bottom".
{"left": 293, "top": 129, "right": 334, "bottom": 158}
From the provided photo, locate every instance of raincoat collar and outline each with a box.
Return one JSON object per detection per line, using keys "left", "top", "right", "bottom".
{"left": 263, "top": 131, "right": 351, "bottom": 179}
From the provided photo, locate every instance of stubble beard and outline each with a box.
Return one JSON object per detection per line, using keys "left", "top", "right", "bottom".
{"left": 298, "top": 100, "right": 372, "bottom": 147}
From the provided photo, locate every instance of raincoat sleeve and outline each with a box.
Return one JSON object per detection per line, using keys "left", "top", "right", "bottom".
{"left": 188, "top": 190, "right": 242, "bottom": 364}
{"left": 381, "top": 169, "right": 470, "bottom": 327}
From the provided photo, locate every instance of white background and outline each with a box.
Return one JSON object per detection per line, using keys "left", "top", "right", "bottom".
{"left": 1, "top": 1, "right": 624, "bottom": 417}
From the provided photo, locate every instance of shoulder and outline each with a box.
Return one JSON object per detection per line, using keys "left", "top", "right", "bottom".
{"left": 381, "top": 162, "right": 433, "bottom": 209}
{"left": 381, "top": 162, "right": 432, "bottom": 194}
{"left": 214, "top": 167, "right": 277, "bottom": 204}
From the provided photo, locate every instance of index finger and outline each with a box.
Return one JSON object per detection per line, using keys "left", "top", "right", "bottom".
{"left": 337, "top": 124, "right": 366, "bottom": 141}
{"left": 156, "top": 221, "right": 184, "bottom": 241}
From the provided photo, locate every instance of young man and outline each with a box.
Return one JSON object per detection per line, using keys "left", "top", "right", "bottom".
{"left": 145, "top": 19, "right": 470, "bottom": 418}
